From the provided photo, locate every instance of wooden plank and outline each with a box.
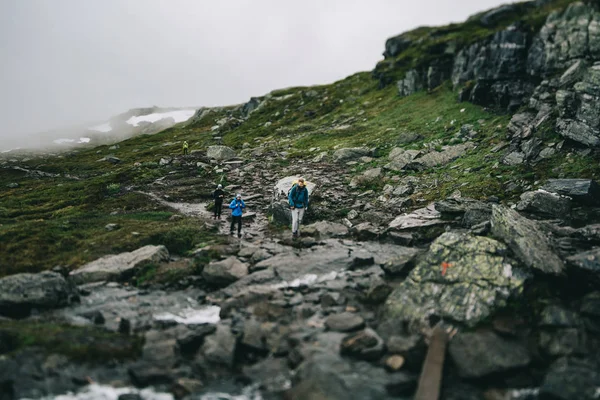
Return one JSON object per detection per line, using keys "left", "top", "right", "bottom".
{"left": 414, "top": 326, "right": 449, "bottom": 400}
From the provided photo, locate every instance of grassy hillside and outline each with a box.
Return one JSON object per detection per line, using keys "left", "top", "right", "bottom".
{"left": 2, "top": 0, "right": 600, "bottom": 277}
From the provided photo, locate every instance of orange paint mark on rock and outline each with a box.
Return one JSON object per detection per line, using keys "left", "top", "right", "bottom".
{"left": 441, "top": 262, "right": 453, "bottom": 276}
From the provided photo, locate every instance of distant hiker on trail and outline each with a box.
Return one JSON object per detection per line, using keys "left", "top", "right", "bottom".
{"left": 229, "top": 193, "right": 245, "bottom": 238}
{"left": 212, "top": 184, "right": 225, "bottom": 219}
{"left": 182, "top": 141, "right": 189, "bottom": 155}
{"left": 288, "top": 178, "right": 309, "bottom": 238}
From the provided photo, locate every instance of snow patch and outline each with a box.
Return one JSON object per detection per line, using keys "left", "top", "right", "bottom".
{"left": 79, "top": 137, "right": 91, "bottom": 143}
{"left": 154, "top": 305, "right": 221, "bottom": 325}
{"left": 89, "top": 122, "right": 112, "bottom": 132}
{"left": 24, "top": 383, "right": 173, "bottom": 400}
{"left": 127, "top": 110, "right": 196, "bottom": 127}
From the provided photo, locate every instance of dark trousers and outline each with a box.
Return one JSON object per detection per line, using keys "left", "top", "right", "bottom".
{"left": 214, "top": 201, "right": 223, "bottom": 218}
{"left": 183, "top": 148, "right": 188, "bottom": 155}
{"left": 230, "top": 215, "right": 242, "bottom": 234}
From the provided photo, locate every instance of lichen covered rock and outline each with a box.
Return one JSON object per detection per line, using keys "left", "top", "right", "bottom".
{"left": 384, "top": 232, "right": 526, "bottom": 328}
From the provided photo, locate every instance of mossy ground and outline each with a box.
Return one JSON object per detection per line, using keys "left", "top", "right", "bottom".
{"left": 0, "top": 320, "right": 144, "bottom": 363}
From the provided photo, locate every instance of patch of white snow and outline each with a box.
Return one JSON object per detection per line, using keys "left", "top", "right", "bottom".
{"left": 126, "top": 110, "right": 196, "bottom": 127}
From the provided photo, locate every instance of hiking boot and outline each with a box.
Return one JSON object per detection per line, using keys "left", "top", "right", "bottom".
{"left": 292, "top": 231, "right": 298, "bottom": 239}
{"left": 238, "top": 233, "right": 242, "bottom": 239}
{"left": 230, "top": 231, "right": 234, "bottom": 236}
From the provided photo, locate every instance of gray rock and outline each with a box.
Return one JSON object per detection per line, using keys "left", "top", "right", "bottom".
{"left": 567, "top": 248, "right": 600, "bottom": 284}
{"left": 6, "top": 183, "right": 18, "bottom": 188}
{"left": 105, "top": 223, "right": 120, "bottom": 231}
{"left": 197, "top": 324, "right": 237, "bottom": 369}
{"left": 539, "top": 358, "right": 600, "bottom": 400}
{"left": 70, "top": 245, "right": 170, "bottom": 284}
{"left": 325, "top": 312, "right": 365, "bottom": 332}
{"left": 542, "top": 179, "right": 600, "bottom": 206}
{"left": 350, "top": 168, "right": 382, "bottom": 188}
{"left": 159, "top": 157, "right": 172, "bottom": 166}
{"left": 380, "top": 247, "right": 421, "bottom": 276}
{"left": 384, "top": 149, "right": 420, "bottom": 171}
{"left": 490, "top": 205, "right": 564, "bottom": 275}
{"left": 397, "top": 70, "right": 423, "bottom": 97}
{"left": 290, "top": 351, "right": 403, "bottom": 400}
{"left": 528, "top": 3, "right": 600, "bottom": 76}
{"left": 384, "top": 34, "right": 413, "bottom": 58}
{"left": 539, "top": 329, "right": 582, "bottom": 357}
{"left": 340, "top": 328, "right": 385, "bottom": 361}
{"left": 176, "top": 325, "right": 217, "bottom": 355}
{"left": 0, "top": 271, "right": 75, "bottom": 318}
{"left": 241, "top": 97, "right": 262, "bottom": 118}
{"left": 207, "top": 145, "right": 236, "bottom": 161}
{"left": 453, "top": 25, "right": 533, "bottom": 110}
{"left": 303, "top": 221, "right": 349, "bottom": 238}
{"left": 202, "top": 256, "right": 248, "bottom": 287}
{"left": 502, "top": 151, "right": 525, "bottom": 166}
{"left": 516, "top": 190, "right": 572, "bottom": 218}
{"left": 449, "top": 330, "right": 531, "bottom": 378}
{"left": 408, "top": 143, "right": 474, "bottom": 169}
{"left": 332, "top": 147, "right": 371, "bottom": 163}
{"left": 540, "top": 305, "right": 581, "bottom": 328}
{"left": 269, "top": 201, "right": 292, "bottom": 225}
{"left": 389, "top": 204, "right": 444, "bottom": 231}
{"left": 384, "top": 232, "right": 526, "bottom": 328}
{"left": 105, "top": 156, "right": 121, "bottom": 164}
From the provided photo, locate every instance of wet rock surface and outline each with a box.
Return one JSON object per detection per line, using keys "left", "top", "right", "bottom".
{"left": 0, "top": 271, "right": 76, "bottom": 318}
{"left": 70, "top": 245, "right": 170, "bottom": 284}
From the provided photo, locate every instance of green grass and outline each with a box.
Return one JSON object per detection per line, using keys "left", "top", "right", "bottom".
{"left": 0, "top": 321, "right": 144, "bottom": 363}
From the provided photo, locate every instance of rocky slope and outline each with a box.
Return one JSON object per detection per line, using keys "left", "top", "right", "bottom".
{"left": 1, "top": 1, "right": 600, "bottom": 399}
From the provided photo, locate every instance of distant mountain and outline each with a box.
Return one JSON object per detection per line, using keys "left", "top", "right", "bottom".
{"left": 1, "top": 106, "right": 198, "bottom": 154}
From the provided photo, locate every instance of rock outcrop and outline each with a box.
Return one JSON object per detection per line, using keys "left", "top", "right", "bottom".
{"left": 70, "top": 245, "right": 170, "bottom": 284}
{"left": 384, "top": 232, "right": 526, "bottom": 328}
{"left": 0, "top": 272, "right": 75, "bottom": 317}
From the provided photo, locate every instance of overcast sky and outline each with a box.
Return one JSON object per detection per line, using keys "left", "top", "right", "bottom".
{"left": 0, "top": 0, "right": 511, "bottom": 146}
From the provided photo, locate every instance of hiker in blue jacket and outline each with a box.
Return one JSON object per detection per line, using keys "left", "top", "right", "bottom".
{"left": 229, "top": 193, "right": 245, "bottom": 238}
{"left": 288, "top": 178, "right": 309, "bottom": 238}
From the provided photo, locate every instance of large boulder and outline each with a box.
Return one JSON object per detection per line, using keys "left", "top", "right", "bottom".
{"left": 269, "top": 201, "right": 292, "bottom": 225}
{"left": 448, "top": 330, "right": 531, "bottom": 378}
{"left": 490, "top": 205, "right": 564, "bottom": 275}
{"left": 332, "top": 147, "right": 372, "bottom": 163}
{"left": 207, "top": 145, "right": 237, "bottom": 161}
{"left": 202, "top": 256, "right": 248, "bottom": 287}
{"left": 0, "top": 272, "right": 75, "bottom": 318}
{"left": 288, "top": 351, "right": 408, "bottom": 400}
{"left": 70, "top": 245, "right": 169, "bottom": 284}
{"left": 273, "top": 176, "right": 316, "bottom": 199}
{"left": 384, "top": 149, "right": 420, "bottom": 171}
{"left": 541, "top": 179, "right": 600, "bottom": 206}
{"left": 567, "top": 248, "right": 600, "bottom": 284}
{"left": 389, "top": 204, "right": 445, "bottom": 231}
{"left": 539, "top": 358, "right": 600, "bottom": 400}
{"left": 407, "top": 143, "right": 474, "bottom": 169}
{"left": 303, "top": 221, "right": 349, "bottom": 238}
{"left": 516, "top": 190, "right": 572, "bottom": 218}
{"left": 384, "top": 232, "right": 526, "bottom": 328}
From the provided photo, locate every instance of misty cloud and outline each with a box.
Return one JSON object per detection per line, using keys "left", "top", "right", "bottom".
{"left": 0, "top": 0, "right": 510, "bottom": 148}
